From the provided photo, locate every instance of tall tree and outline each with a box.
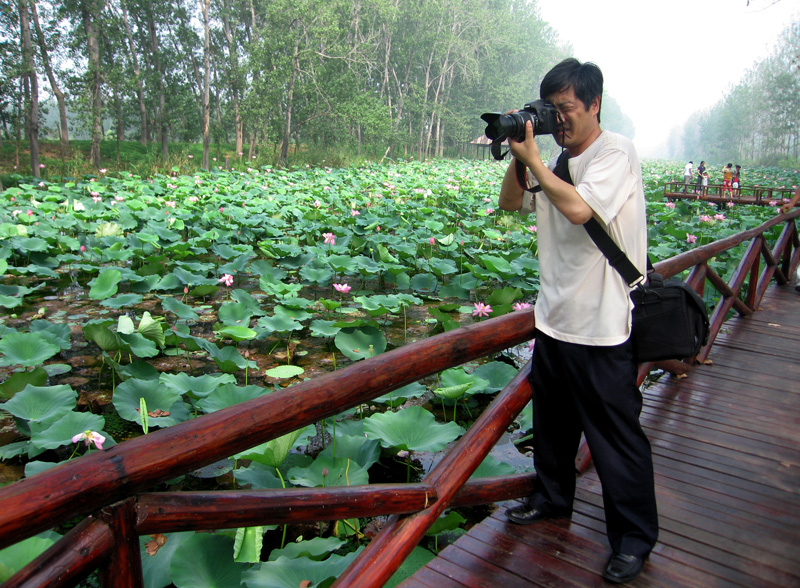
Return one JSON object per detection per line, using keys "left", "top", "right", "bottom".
{"left": 28, "top": 0, "right": 69, "bottom": 156}
{"left": 200, "top": 0, "right": 210, "bottom": 169}
{"left": 19, "top": 0, "right": 39, "bottom": 177}
{"left": 79, "top": 0, "right": 103, "bottom": 169}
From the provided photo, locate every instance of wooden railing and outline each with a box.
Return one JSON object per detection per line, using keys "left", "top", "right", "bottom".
{"left": 1, "top": 209, "right": 799, "bottom": 588}
{"left": 663, "top": 180, "right": 796, "bottom": 205}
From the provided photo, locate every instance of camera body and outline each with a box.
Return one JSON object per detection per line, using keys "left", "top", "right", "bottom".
{"left": 481, "top": 99, "right": 561, "bottom": 160}
{"left": 481, "top": 99, "right": 561, "bottom": 142}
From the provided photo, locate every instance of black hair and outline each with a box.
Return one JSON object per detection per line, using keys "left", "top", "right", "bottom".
{"left": 540, "top": 58, "right": 604, "bottom": 123}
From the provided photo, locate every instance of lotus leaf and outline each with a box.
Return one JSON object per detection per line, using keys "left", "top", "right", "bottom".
{"left": 267, "top": 537, "right": 345, "bottom": 562}
{"left": 216, "top": 325, "right": 258, "bottom": 342}
{"left": 29, "top": 320, "right": 72, "bottom": 350}
{"left": 333, "top": 326, "right": 386, "bottom": 361}
{"left": 242, "top": 550, "right": 363, "bottom": 588}
{"left": 472, "top": 361, "right": 518, "bottom": 393}
{"left": 160, "top": 296, "right": 200, "bottom": 321}
{"left": 234, "top": 526, "right": 265, "bottom": 563}
{"left": 235, "top": 425, "right": 315, "bottom": 468}
{"left": 195, "top": 383, "right": 267, "bottom": 413}
{"left": 319, "top": 433, "right": 380, "bottom": 471}
{"left": 439, "top": 367, "right": 490, "bottom": 396}
{"left": 0, "top": 536, "right": 57, "bottom": 582}
{"left": 233, "top": 463, "right": 285, "bottom": 489}
{"left": 363, "top": 405, "right": 464, "bottom": 452}
{"left": 88, "top": 268, "right": 123, "bottom": 300}
{"left": 169, "top": 534, "right": 246, "bottom": 588}
{"left": 0, "top": 332, "right": 60, "bottom": 367}
{"left": 30, "top": 411, "right": 110, "bottom": 451}
{"left": 159, "top": 372, "right": 236, "bottom": 398}
{"left": 3, "top": 385, "right": 77, "bottom": 434}
{"left": 0, "top": 367, "right": 48, "bottom": 400}
{"left": 113, "top": 378, "right": 187, "bottom": 428}
{"left": 264, "top": 365, "right": 304, "bottom": 379}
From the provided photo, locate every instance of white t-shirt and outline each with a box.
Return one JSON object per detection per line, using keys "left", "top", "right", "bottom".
{"left": 683, "top": 162, "right": 693, "bottom": 176}
{"left": 522, "top": 131, "right": 647, "bottom": 346}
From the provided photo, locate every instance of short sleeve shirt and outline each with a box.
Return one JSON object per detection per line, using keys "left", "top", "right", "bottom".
{"left": 531, "top": 131, "right": 647, "bottom": 346}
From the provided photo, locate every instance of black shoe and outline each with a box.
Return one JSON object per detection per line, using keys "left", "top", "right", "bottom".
{"left": 505, "top": 502, "right": 571, "bottom": 525}
{"left": 602, "top": 553, "right": 645, "bottom": 584}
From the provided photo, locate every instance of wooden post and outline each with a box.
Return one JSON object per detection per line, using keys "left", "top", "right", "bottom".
{"left": 100, "top": 499, "right": 144, "bottom": 588}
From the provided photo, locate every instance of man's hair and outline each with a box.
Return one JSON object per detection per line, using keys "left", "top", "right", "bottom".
{"left": 540, "top": 58, "right": 604, "bottom": 123}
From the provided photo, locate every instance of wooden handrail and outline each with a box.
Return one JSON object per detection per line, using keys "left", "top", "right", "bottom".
{"left": 3, "top": 212, "right": 799, "bottom": 588}
{"left": 0, "top": 307, "right": 535, "bottom": 551}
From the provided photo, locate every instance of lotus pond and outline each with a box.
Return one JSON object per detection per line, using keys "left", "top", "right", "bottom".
{"left": 0, "top": 159, "right": 797, "bottom": 587}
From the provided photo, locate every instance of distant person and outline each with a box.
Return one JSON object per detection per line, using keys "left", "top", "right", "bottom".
{"left": 694, "top": 161, "right": 706, "bottom": 195}
{"left": 683, "top": 161, "right": 693, "bottom": 193}
{"left": 732, "top": 165, "right": 742, "bottom": 196}
{"left": 721, "top": 163, "right": 734, "bottom": 198}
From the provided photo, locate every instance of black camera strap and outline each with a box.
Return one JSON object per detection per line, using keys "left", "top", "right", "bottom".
{"left": 552, "top": 150, "right": 646, "bottom": 287}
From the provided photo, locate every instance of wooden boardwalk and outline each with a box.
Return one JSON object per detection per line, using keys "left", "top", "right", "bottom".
{"left": 400, "top": 282, "right": 800, "bottom": 588}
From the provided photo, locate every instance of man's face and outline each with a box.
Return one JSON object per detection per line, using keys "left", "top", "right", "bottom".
{"left": 547, "top": 86, "right": 600, "bottom": 156}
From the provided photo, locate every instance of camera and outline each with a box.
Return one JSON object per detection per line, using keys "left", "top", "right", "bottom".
{"left": 481, "top": 100, "right": 561, "bottom": 160}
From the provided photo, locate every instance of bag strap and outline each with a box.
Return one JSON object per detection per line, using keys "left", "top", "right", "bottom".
{"left": 551, "top": 150, "right": 645, "bottom": 288}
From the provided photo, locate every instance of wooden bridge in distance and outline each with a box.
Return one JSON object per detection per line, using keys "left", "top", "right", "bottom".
{"left": 663, "top": 180, "right": 796, "bottom": 207}
{"left": 399, "top": 281, "right": 800, "bottom": 588}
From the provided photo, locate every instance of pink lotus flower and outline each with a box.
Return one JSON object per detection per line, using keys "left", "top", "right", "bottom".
{"left": 313, "top": 200, "right": 321, "bottom": 208}
{"left": 323, "top": 232, "right": 336, "bottom": 245}
{"left": 72, "top": 430, "right": 105, "bottom": 450}
{"left": 727, "top": 201, "right": 735, "bottom": 208}
{"left": 666, "top": 201, "right": 676, "bottom": 209}
{"left": 351, "top": 209, "right": 360, "bottom": 216}
{"left": 26, "top": 209, "right": 33, "bottom": 216}
{"left": 714, "top": 214, "right": 726, "bottom": 221}
{"left": 99, "top": 168, "right": 107, "bottom": 174}
{"left": 686, "top": 233, "right": 698, "bottom": 244}
{"left": 429, "top": 237, "right": 436, "bottom": 245}
{"left": 218, "top": 274, "right": 234, "bottom": 287}
{"left": 333, "top": 283, "right": 351, "bottom": 294}
{"left": 472, "top": 302, "right": 492, "bottom": 317}
{"left": 485, "top": 208, "right": 495, "bottom": 215}
{"left": 527, "top": 225, "right": 537, "bottom": 233}
{"left": 513, "top": 302, "right": 532, "bottom": 311}
{"left": 700, "top": 215, "right": 712, "bottom": 223}
{"left": 80, "top": 245, "right": 86, "bottom": 253}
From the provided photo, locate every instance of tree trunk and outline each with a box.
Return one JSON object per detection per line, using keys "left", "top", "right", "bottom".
{"left": 29, "top": 0, "right": 68, "bottom": 157}
{"left": 20, "top": 0, "right": 40, "bottom": 178}
{"left": 200, "top": 0, "right": 211, "bottom": 170}
{"left": 81, "top": 0, "right": 102, "bottom": 170}
{"left": 147, "top": 8, "right": 168, "bottom": 160}
{"left": 121, "top": 1, "right": 147, "bottom": 145}
{"left": 222, "top": 3, "right": 243, "bottom": 157}
{"left": 280, "top": 39, "right": 301, "bottom": 164}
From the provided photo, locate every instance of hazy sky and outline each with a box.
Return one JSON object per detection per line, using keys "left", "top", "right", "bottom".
{"left": 536, "top": 0, "right": 800, "bottom": 158}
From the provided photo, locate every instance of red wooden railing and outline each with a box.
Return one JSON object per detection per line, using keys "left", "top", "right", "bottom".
{"left": 1, "top": 210, "right": 798, "bottom": 588}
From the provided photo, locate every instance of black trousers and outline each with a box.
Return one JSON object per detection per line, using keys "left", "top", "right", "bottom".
{"left": 528, "top": 330, "right": 659, "bottom": 558}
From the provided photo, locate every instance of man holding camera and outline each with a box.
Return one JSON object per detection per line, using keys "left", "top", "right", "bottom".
{"left": 497, "top": 58, "right": 658, "bottom": 584}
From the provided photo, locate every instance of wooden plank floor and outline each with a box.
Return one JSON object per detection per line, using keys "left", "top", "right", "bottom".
{"left": 400, "top": 282, "right": 800, "bottom": 588}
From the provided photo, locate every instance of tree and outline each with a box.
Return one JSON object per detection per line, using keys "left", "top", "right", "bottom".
{"left": 19, "top": 0, "right": 39, "bottom": 177}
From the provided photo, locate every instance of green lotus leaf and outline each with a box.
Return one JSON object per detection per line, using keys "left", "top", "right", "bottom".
{"left": 308, "top": 319, "right": 340, "bottom": 338}
{"left": 429, "top": 257, "right": 458, "bottom": 277}
{"left": 0, "top": 295, "right": 22, "bottom": 309}
{"left": 409, "top": 272, "right": 439, "bottom": 293}
{"left": 299, "top": 265, "right": 333, "bottom": 284}
{"left": 0, "top": 332, "right": 60, "bottom": 368}
{"left": 195, "top": 384, "right": 267, "bottom": 413}
{"left": 363, "top": 405, "right": 464, "bottom": 452}
{"left": 439, "top": 367, "right": 490, "bottom": 396}
{"left": 204, "top": 344, "right": 255, "bottom": 373}
{"left": 217, "top": 302, "right": 254, "bottom": 327}
{"left": 318, "top": 433, "right": 380, "bottom": 471}
{"left": 233, "top": 462, "right": 285, "bottom": 490}
{"left": 81, "top": 320, "right": 121, "bottom": 352}
{"left": 159, "top": 372, "right": 236, "bottom": 398}
{"left": 470, "top": 454, "right": 516, "bottom": 479}
{"left": 242, "top": 551, "right": 363, "bottom": 588}
{"left": 3, "top": 384, "right": 77, "bottom": 432}
{"left": 140, "top": 532, "right": 194, "bottom": 588}
{"left": 288, "top": 454, "right": 369, "bottom": 488}
{"left": 235, "top": 425, "right": 314, "bottom": 468}
{"left": 161, "top": 296, "right": 200, "bottom": 321}
{"left": 333, "top": 326, "right": 386, "bottom": 361}
{"left": 267, "top": 537, "right": 345, "bottom": 562}
{"left": 486, "top": 286, "right": 523, "bottom": 308}
{"left": 154, "top": 273, "right": 184, "bottom": 291}
{"left": 264, "top": 365, "right": 304, "bottom": 379}
{"left": 256, "top": 314, "right": 303, "bottom": 334}
{"left": 112, "top": 378, "right": 186, "bottom": 428}
{"left": 95, "top": 222, "right": 123, "bottom": 237}
{"left": 29, "top": 320, "right": 71, "bottom": 350}
{"left": 30, "top": 411, "right": 110, "bottom": 450}
{"left": 88, "top": 268, "right": 122, "bottom": 300}
{"left": 100, "top": 293, "right": 144, "bottom": 309}
{"left": 432, "top": 383, "right": 472, "bottom": 400}
{"left": 138, "top": 312, "right": 166, "bottom": 347}
{"left": 480, "top": 254, "right": 516, "bottom": 279}
{"left": 472, "top": 361, "right": 518, "bottom": 393}
{"left": 118, "top": 332, "right": 159, "bottom": 358}
{"left": 426, "top": 511, "right": 466, "bottom": 536}
{"left": 0, "top": 367, "right": 48, "bottom": 400}
{"left": 0, "top": 536, "right": 57, "bottom": 583}
{"left": 372, "top": 381, "right": 428, "bottom": 405}
{"left": 169, "top": 534, "right": 246, "bottom": 588}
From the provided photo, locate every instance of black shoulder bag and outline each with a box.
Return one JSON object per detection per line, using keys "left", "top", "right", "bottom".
{"left": 551, "top": 152, "right": 710, "bottom": 362}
